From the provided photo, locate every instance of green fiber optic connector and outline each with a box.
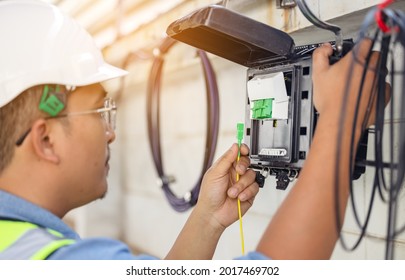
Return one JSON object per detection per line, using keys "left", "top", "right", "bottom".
{"left": 237, "top": 122, "right": 244, "bottom": 146}
{"left": 251, "top": 98, "right": 273, "bottom": 119}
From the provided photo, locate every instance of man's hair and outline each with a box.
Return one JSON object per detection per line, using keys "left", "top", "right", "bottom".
{"left": 0, "top": 86, "right": 49, "bottom": 174}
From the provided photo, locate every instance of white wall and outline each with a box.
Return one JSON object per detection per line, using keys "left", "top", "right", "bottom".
{"left": 65, "top": 0, "right": 405, "bottom": 259}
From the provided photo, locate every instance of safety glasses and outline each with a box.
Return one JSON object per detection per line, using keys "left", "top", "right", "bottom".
{"left": 15, "top": 98, "right": 116, "bottom": 146}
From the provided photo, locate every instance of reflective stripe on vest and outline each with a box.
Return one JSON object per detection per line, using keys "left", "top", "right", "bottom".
{"left": 0, "top": 220, "right": 75, "bottom": 260}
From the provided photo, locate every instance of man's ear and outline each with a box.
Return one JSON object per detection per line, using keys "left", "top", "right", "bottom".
{"left": 29, "top": 119, "right": 60, "bottom": 164}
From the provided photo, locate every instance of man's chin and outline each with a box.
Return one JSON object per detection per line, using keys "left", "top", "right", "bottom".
{"left": 99, "top": 187, "right": 108, "bottom": 200}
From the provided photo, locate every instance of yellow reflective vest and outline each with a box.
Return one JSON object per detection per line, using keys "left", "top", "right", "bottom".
{"left": 0, "top": 220, "right": 75, "bottom": 260}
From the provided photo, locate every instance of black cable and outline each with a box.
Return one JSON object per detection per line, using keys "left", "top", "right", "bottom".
{"left": 393, "top": 35, "right": 405, "bottom": 236}
{"left": 375, "top": 36, "right": 392, "bottom": 199}
{"left": 326, "top": 9, "right": 405, "bottom": 254}
{"left": 332, "top": 2, "right": 405, "bottom": 259}
{"left": 382, "top": 7, "right": 405, "bottom": 259}
{"left": 146, "top": 37, "right": 220, "bottom": 212}
{"left": 334, "top": 28, "right": 381, "bottom": 251}
{"left": 372, "top": 34, "right": 393, "bottom": 259}
{"left": 349, "top": 31, "right": 381, "bottom": 230}
{"left": 296, "top": 0, "right": 343, "bottom": 55}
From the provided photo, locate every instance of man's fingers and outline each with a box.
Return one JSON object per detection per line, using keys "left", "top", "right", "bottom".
{"left": 227, "top": 169, "right": 257, "bottom": 199}
{"left": 238, "top": 181, "right": 260, "bottom": 202}
{"left": 312, "top": 43, "right": 333, "bottom": 76}
{"left": 239, "top": 143, "right": 250, "bottom": 156}
{"left": 208, "top": 144, "right": 239, "bottom": 175}
{"left": 208, "top": 143, "right": 250, "bottom": 177}
{"left": 234, "top": 155, "right": 250, "bottom": 175}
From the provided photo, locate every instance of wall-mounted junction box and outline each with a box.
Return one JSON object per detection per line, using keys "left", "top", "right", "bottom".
{"left": 167, "top": 4, "right": 367, "bottom": 189}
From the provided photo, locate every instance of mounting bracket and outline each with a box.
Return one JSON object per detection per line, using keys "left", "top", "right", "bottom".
{"left": 276, "top": 0, "right": 296, "bottom": 8}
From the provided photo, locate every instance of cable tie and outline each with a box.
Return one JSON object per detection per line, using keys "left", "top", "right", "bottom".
{"left": 157, "top": 175, "right": 176, "bottom": 187}
{"left": 183, "top": 191, "right": 192, "bottom": 202}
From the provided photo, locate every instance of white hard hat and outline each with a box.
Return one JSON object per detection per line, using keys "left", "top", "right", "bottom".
{"left": 0, "top": 0, "right": 128, "bottom": 108}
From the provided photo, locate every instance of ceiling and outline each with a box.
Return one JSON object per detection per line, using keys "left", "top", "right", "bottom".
{"left": 43, "top": 0, "right": 187, "bottom": 50}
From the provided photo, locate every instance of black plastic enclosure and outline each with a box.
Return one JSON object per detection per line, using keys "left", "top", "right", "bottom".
{"left": 166, "top": 5, "right": 295, "bottom": 68}
{"left": 166, "top": 5, "right": 366, "bottom": 189}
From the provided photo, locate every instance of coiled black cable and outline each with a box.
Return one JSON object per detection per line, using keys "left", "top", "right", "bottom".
{"left": 146, "top": 36, "right": 220, "bottom": 212}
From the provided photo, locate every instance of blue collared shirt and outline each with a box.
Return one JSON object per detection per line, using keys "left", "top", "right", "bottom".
{"left": 0, "top": 190, "right": 268, "bottom": 260}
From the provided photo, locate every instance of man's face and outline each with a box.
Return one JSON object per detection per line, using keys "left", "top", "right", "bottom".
{"left": 58, "top": 83, "right": 115, "bottom": 209}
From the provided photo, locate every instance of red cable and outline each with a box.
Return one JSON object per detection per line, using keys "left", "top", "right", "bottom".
{"left": 376, "top": 0, "right": 394, "bottom": 33}
{"left": 379, "top": 0, "right": 394, "bottom": 8}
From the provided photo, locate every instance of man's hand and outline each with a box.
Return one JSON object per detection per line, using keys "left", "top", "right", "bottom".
{"left": 312, "top": 39, "right": 390, "bottom": 129}
{"left": 165, "top": 143, "right": 259, "bottom": 259}
{"left": 196, "top": 143, "right": 259, "bottom": 231}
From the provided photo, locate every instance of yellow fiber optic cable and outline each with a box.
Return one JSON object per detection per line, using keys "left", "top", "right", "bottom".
{"left": 236, "top": 123, "right": 245, "bottom": 255}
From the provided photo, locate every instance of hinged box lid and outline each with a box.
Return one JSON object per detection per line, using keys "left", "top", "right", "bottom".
{"left": 166, "top": 5, "right": 295, "bottom": 68}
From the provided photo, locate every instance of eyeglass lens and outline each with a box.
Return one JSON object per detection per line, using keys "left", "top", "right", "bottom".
{"left": 103, "top": 98, "right": 116, "bottom": 131}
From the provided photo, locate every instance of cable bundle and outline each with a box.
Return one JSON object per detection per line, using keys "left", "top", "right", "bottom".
{"left": 334, "top": 0, "right": 405, "bottom": 259}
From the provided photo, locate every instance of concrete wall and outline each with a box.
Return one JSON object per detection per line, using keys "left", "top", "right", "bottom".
{"left": 64, "top": 0, "right": 405, "bottom": 259}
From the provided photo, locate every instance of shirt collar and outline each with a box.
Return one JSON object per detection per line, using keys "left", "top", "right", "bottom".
{"left": 0, "top": 189, "right": 79, "bottom": 239}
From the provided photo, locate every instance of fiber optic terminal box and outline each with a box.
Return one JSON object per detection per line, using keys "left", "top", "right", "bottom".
{"left": 167, "top": 5, "right": 368, "bottom": 189}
